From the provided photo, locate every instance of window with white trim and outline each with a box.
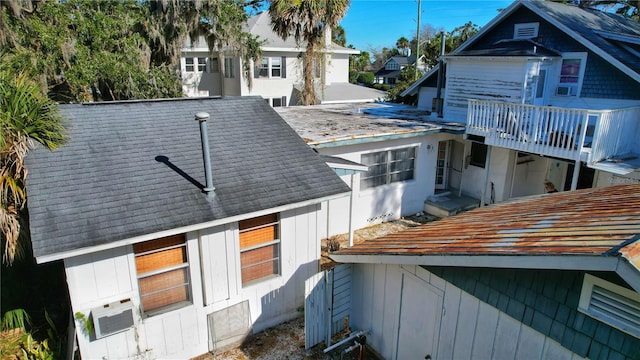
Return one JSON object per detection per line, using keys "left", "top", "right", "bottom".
{"left": 386, "top": 61, "right": 400, "bottom": 71}
{"left": 514, "top": 22, "right": 539, "bottom": 39}
{"left": 556, "top": 53, "right": 587, "bottom": 96}
{"left": 360, "top": 147, "right": 416, "bottom": 189}
{"left": 258, "top": 57, "right": 283, "bottom": 78}
{"left": 239, "top": 214, "right": 281, "bottom": 285}
{"left": 185, "top": 57, "right": 195, "bottom": 72}
{"left": 578, "top": 274, "right": 640, "bottom": 338}
{"left": 134, "top": 234, "right": 191, "bottom": 315}
{"left": 224, "top": 58, "right": 235, "bottom": 78}
{"left": 197, "top": 58, "right": 206, "bottom": 72}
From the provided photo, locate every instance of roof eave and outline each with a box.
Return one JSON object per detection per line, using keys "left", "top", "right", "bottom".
{"left": 330, "top": 253, "right": 619, "bottom": 271}
{"left": 36, "top": 191, "right": 351, "bottom": 264}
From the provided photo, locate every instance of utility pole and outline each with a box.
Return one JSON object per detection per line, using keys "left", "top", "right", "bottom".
{"left": 415, "top": 0, "right": 421, "bottom": 81}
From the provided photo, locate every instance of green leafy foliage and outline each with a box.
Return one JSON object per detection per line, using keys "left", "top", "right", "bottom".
{"left": 356, "top": 72, "right": 374, "bottom": 86}
{"left": 0, "top": 0, "right": 263, "bottom": 103}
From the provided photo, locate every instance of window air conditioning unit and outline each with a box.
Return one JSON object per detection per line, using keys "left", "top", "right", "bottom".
{"left": 92, "top": 299, "right": 135, "bottom": 339}
{"left": 556, "top": 86, "right": 573, "bottom": 96}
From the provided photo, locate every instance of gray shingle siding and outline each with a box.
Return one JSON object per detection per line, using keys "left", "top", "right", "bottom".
{"left": 26, "top": 97, "right": 351, "bottom": 259}
{"left": 426, "top": 267, "right": 640, "bottom": 359}
{"left": 465, "top": 6, "right": 640, "bottom": 100}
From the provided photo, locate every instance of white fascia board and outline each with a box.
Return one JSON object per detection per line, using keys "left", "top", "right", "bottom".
{"left": 329, "top": 253, "right": 619, "bottom": 271}
{"left": 615, "top": 257, "right": 640, "bottom": 293}
{"left": 325, "top": 161, "right": 369, "bottom": 172}
{"left": 401, "top": 65, "right": 440, "bottom": 97}
{"left": 443, "top": 55, "right": 556, "bottom": 62}
{"left": 37, "top": 191, "right": 351, "bottom": 264}
{"left": 261, "top": 46, "right": 303, "bottom": 52}
{"left": 521, "top": 2, "right": 640, "bottom": 83}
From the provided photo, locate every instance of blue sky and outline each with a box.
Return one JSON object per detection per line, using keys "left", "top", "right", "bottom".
{"left": 341, "top": 0, "right": 513, "bottom": 51}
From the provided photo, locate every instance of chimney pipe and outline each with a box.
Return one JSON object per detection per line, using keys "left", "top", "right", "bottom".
{"left": 195, "top": 112, "right": 215, "bottom": 193}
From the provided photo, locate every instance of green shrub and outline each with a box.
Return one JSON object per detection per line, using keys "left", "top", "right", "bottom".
{"left": 356, "top": 72, "right": 374, "bottom": 86}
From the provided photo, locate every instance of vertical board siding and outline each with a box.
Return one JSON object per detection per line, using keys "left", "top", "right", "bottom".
{"left": 200, "top": 226, "right": 232, "bottom": 305}
{"left": 350, "top": 264, "right": 581, "bottom": 360}
{"left": 305, "top": 272, "right": 325, "bottom": 349}
{"left": 67, "top": 203, "right": 324, "bottom": 359}
{"left": 452, "top": 293, "right": 480, "bottom": 359}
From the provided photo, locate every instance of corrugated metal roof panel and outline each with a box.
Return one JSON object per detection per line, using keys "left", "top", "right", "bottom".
{"left": 336, "top": 184, "right": 640, "bottom": 258}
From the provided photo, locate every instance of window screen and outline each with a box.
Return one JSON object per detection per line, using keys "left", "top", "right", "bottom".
{"left": 134, "top": 234, "right": 191, "bottom": 315}
{"left": 239, "top": 214, "right": 280, "bottom": 285}
{"left": 361, "top": 147, "right": 416, "bottom": 189}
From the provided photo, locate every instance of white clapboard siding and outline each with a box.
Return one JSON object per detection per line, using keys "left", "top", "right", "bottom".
{"left": 350, "top": 264, "right": 582, "bottom": 360}
{"left": 445, "top": 59, "right": 526, "bottom": 122}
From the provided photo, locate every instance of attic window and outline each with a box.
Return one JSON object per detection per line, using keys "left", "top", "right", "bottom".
{"left": 578, "top": 274, "right": 640, "bottom": 338}
{"left": 514, "top": 23, "right": 539, "bottom": 39}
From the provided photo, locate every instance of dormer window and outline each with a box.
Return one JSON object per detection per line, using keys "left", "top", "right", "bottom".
{"left": 514, "top": 22, "right": 539, "bottom": 39}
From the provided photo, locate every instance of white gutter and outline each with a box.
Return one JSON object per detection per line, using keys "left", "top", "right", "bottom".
{"left": 36, "top": 191, "right": 351, "bottom": 264}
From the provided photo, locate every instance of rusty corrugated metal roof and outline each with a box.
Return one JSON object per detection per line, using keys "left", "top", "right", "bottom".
{"left": 335, "top": 185, "right": 640, "bottom": 266}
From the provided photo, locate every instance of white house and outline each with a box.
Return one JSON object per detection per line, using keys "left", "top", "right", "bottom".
{"left": 277, "top": 102, "right": 471, "bottom": 235}
{"left": 402, "top": 0, "right": 640, "bottom": 208}
{"left": 24, "top": 97, "right": 351, "bottom": 359}
{"left": 181, "top": 12, "right": 384, "bottom": 106}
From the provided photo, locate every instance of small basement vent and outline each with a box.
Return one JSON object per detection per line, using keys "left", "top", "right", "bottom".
{"left": 92, "top": 299, "right": 135, "bottom": 339}
{"left": 579, "top": 274, "right": 640, "bottom": 338}
{"left": 208, "top": 301, "right": 252, "bottom": 352}
{"left": 514, "top": 22, "right": 539, "bottom": 39}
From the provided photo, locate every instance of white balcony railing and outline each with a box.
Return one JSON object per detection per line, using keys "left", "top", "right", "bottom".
{"left": 467, "top": 100, "right": 640, "bottom": 162}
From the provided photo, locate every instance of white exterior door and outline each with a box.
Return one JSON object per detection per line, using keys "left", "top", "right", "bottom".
{"left": 533, "top": 64, "right": 549, "bottom": 106}
{"left": 396, "top": 272, "right": 443, "bottom": 360}
{"left": 435, "top": 141, "right": 451, "bottom": 190}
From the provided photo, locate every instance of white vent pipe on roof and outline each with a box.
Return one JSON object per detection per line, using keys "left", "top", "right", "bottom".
{"left": 195, "top": 112, "right": 215, "bottom": 194}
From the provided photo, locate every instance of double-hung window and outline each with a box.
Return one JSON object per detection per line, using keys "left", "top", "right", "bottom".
{"left": 360, "top": 147, "right": 416, "bottom": 189}
{"left": 224, "top": 58, "right": 235, "bottom": 78}
{"left": 185, "top": 58, "right": 195, "bottom": 72}
{"left": 257, "top": 57, "right": 283, "bottom": 79}
{"left": 134, "top": 234, "right": 191, "bottom": 315}
{"left": 239, "top": 214, "right": 281, "bottom": 285}
{"left": 197, "top": 58, "right": 207, "bottom": 72}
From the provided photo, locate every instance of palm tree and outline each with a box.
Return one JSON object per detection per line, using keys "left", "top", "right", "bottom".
{"left": 269, "top": 0, "right": 350, "bottom": 105}
{"left": 0, "top": 59, "right": 66, "bottom": 265}
{"left": 396, "top": 36, "right": 410, "bottom": 56}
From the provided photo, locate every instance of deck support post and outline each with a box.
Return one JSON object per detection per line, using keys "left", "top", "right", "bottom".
{"left": 480, "top": 146, "right": 492, "bottom": 206}
{"left": 570, "top": 159, "right": 580, "bottom": 190}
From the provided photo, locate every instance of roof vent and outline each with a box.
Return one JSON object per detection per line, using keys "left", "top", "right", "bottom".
{"left": 514, "top": 22, "right": 539, "bottom": 39}
{"left": 579, "top": 274, "right": 640, "bottom": 338}
{"left": 195, "top": 112, "right": 215, "bottom": 194}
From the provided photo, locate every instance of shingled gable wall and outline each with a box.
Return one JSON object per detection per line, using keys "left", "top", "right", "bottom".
{"left": 468, "top": 6, "right": 640, "bottom": 100}
{"left": 427, "top": 267, "right": 640, "bottom": 359}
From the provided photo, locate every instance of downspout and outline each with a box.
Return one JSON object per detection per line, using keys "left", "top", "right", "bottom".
{"left": 436, "top": 31, "right": 446, "bottom": 117}
{"left": 195, "top": 112, "right": 215, "bottom": 194}
{"left": 348, "top": 173, "right": 356, "bottom": 247}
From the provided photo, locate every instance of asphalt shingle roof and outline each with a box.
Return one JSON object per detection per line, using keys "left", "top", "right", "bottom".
{"left": 26, "top": 96, "right": 351, "bottom": 261}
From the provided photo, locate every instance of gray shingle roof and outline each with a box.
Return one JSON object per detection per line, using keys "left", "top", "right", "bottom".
{"left": 530, "top": 0, "right": 640, "bottom": 76}
{"left": 26, "top": 97, "right": 350, "bottom": 261}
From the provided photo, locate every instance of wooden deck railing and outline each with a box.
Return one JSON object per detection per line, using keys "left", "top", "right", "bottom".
{"left": 467, "top": 100, "right": 640, "bottom": 162}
